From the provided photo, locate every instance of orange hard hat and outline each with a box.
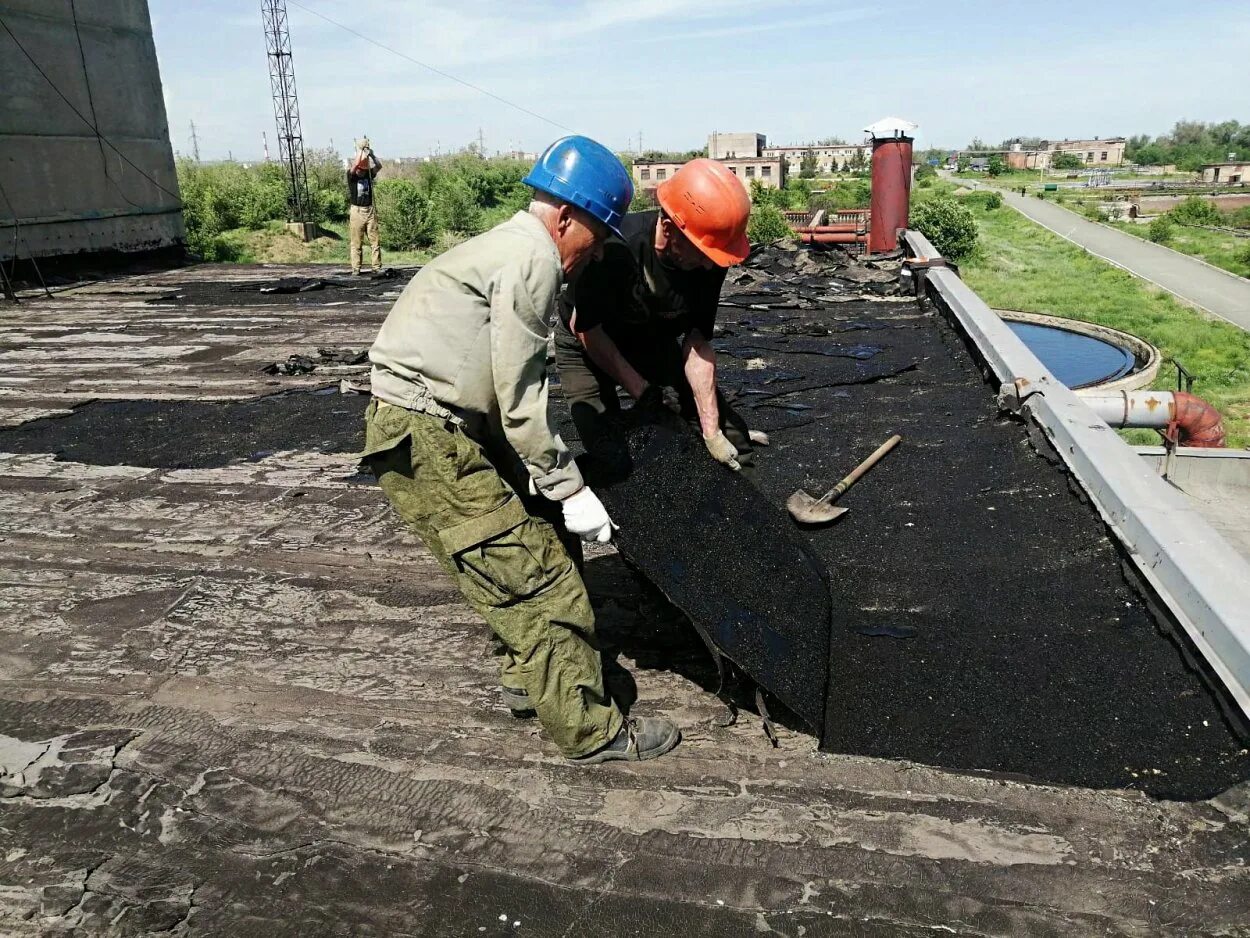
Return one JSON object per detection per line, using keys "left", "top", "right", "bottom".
{"left": 656, "top": 158, "right": 751, "bottom": 266}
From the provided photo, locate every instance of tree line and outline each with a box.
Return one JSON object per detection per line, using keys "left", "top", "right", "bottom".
{"left": 1126, "top": 120, "right": 1249, "bottom": 170}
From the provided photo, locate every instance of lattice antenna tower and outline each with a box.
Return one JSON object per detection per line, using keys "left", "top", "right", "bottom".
{"left": 262, "top": 0, "right": 312, "bottom": 223}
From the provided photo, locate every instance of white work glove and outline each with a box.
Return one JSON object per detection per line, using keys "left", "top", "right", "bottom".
{"left": 748, "top": 429, "right": 770, "bottom": 447}
{"left": 561, "top": 487, "right": 614, "bottom": 544}
{"left": 703, "top": 431, "right": 741, "bottom": 471}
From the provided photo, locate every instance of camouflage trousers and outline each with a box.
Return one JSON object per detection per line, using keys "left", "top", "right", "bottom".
{"left": 349, "top": 204, "right": 381, "bottom": 273}
{"left": 362, "top": 399, "right": 621, "bottom": 757}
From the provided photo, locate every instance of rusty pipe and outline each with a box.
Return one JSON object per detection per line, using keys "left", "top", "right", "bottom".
{"left": 796, "top": 232, "right": 868, "bottom": 244}
{"left": 1077, "top": 389, "right": 1226, "bottom": 447}
{"left": 868, "top": 135, "right": 913, "bottom": 253}
{"left": 1172, "top": 391, "right": 1226, "bottom": 447}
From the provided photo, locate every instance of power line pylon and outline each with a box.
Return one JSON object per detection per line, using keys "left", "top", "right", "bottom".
{"left": 261, "top": 0, "right": 313, "bottom": 233}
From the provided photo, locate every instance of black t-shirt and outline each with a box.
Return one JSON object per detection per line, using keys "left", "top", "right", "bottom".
{"left": 347, "top": 169, "right": 376, "bottom": 208}
{"left": 564, "top": 210, "right": 726, "bottom": 344}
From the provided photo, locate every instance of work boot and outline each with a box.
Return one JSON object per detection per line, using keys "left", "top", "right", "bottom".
{"left": 569, "top": 716, "right": 680, "bottom": 764}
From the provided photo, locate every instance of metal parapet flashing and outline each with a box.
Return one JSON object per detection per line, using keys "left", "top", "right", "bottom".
{"left": 902, "top": 229, "right": 1250, "bottom": 726}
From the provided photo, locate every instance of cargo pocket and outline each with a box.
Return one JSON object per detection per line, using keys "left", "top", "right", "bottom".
{"left": 360, "top": 400, "right": 413, "bottom": 461}
{"left": 441, "top": 497, "right": 567, "bottom": 606}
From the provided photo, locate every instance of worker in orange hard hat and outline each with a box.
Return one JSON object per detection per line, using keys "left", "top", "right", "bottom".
{"left": 555, "top": 157, "right": 767, "bottom": 472}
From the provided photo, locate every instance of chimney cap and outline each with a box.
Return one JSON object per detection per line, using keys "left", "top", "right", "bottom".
{"left": 864, "top": 116, "right": 918, "bottom": 139}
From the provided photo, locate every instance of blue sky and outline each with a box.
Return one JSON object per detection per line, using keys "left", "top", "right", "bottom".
{"left": 151, "top": 0, "right": 1250, "bottom": 162}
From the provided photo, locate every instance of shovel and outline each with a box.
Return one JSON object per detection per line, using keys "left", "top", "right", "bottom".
{"left": 787, "top": 434, "right": 902, "bottom": 525}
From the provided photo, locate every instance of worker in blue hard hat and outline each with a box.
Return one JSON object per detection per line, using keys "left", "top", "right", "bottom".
{"left": 364, "top": 135, "right": 681, "bottom": 764}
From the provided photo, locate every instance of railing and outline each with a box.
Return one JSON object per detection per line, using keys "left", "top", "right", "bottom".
{"left": 830, "top": 208, "right": 870, "bottom": 224}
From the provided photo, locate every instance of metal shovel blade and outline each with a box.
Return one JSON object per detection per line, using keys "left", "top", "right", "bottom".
{"left": 786, "top": 490, "right": 850, "bottom": 525}
{"left": 786, "top": 434, "right": 902, "bottom": 526}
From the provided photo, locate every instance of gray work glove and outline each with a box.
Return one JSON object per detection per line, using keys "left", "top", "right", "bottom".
{"left": 703, "top": 431, "right": 741, "bottom": 471}
{"left": 561, "top": 487, "right": 614, "bottom": 543}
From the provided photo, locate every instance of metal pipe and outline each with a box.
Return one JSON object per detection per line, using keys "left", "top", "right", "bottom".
{"left": 1077, "top": 390, "right": 1226, "bottom": 447}
{"left": 796, "top": 232, "right": 867, "bottom": 244}
{"left": 868, "top": 135, "right": 913, "bottom": 253}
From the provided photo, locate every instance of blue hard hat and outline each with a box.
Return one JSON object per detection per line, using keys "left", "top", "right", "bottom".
{"left": 523, "top": 135, "right": 633, "bottom": 237}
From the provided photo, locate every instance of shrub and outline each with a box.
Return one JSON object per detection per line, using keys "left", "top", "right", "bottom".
{"left": 435, "top": 178, "right": 485, "bottom": 235}
{"left": 375, "top": 179, "right": 440, "bottom": 250}
{"left": 956, "top": 190, "right": 1001, "bottom": 211}
{"left": 1168, "top": 196, "right": 1223, "bottom": 227}
{"left": 1148, "top": 214, "right": 1174, "bottom": 243}
{"left": 914, "top": 163, "right": 937, "bottom": 183}
{"left": 1235, "top": 241, "right": 1250, "bottom": 271}
{"left": 1230, "top": 206, "right": 1250, "bottom": 229}
{"left": 1084, "top": 202, "right": 1105, "bottom": 221}
{"left": 909, "top": 197, "right": 979, "bottom": 260}
{"left": 747, "top": 204, "right": 791, "bottom": 244}
{"left": 986, "top": 155, "right": 1006, "bottom": 177}
{"left": 810, "top": 179, "right": 870, "bottom": 212}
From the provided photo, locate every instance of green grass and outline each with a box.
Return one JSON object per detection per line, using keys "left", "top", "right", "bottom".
{"left": 1104, "top": 220, "right": 1250, "bottom": 279}
{"left": 215, "top": 220, "right": 436, "bottom": 267}
{"left": 951, "top": 169, "right": 1049, "bottom": 188}
{"left": 958, "top": 204, "right": 1250, "bottom": 447}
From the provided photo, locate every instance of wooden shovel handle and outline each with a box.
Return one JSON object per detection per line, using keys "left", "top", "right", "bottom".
{"left": 822, "top": 434, "right": 902, "bottom": 503}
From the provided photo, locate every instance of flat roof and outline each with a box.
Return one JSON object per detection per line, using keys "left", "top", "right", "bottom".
{"left": 0, "top": 258, "right": 1247, "bottom": 931}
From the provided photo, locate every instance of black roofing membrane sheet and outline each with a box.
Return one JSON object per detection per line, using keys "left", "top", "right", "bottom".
{"left": 581, "top": 413, "right": 834, "bottom": 735}
{"left": 554, "top": 242, "right": 1250, "bottom": 800}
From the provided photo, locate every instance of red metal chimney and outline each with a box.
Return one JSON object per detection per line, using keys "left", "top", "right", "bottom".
{"left": 865, "top": 117, "right": 918, "bottom": 254}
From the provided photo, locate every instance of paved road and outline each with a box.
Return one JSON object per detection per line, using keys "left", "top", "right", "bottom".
{"left": 951, "top": 175, "right": 1250, "bottom": 331}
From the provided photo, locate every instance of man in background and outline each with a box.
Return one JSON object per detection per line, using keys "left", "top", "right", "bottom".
{"left": 348, "top": 136, "right": 382, "bottom": 275}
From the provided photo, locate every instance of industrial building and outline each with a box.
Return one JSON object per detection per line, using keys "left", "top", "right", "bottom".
{"left": 633, "top": 154, "right": 785, "bottom": 192}
{"left": 0, "top": 0, "right": 183, "bottom": 262}
{"left": 706, "top": 131, "right": 766, "bottom": 160}
{"left": 1202, "top": 161, "right": 1250, "bottom": 184}
{"left": 761, "top": 142, "right": 871, "bottom": 174}
{"left": 959, "top": 137, "right": 1128, "bottom": 170}
{"left": 1051, "top": 136, "right": 1127, "bottom": 165}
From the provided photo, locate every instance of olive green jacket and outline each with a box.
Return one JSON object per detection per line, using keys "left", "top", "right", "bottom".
{"left": 369, "top": 211, "right": 583, "bottom": 500}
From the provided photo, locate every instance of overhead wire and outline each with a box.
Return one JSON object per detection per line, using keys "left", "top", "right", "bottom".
{"left": 286, "top": 0, "right": 575, "bottom": 135}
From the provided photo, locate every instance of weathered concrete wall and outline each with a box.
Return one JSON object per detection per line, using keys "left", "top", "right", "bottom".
{"left": 0, "top": 0, "right": 183, "bottom": 261}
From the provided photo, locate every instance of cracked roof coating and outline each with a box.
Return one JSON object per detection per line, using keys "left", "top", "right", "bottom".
{"left": 1, "top": 260, "right": 1249, "bottom": 935}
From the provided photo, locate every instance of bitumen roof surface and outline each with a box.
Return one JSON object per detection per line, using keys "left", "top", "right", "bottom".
{"left": 0, "top": 258, "right": 1248, "bottom": 935}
